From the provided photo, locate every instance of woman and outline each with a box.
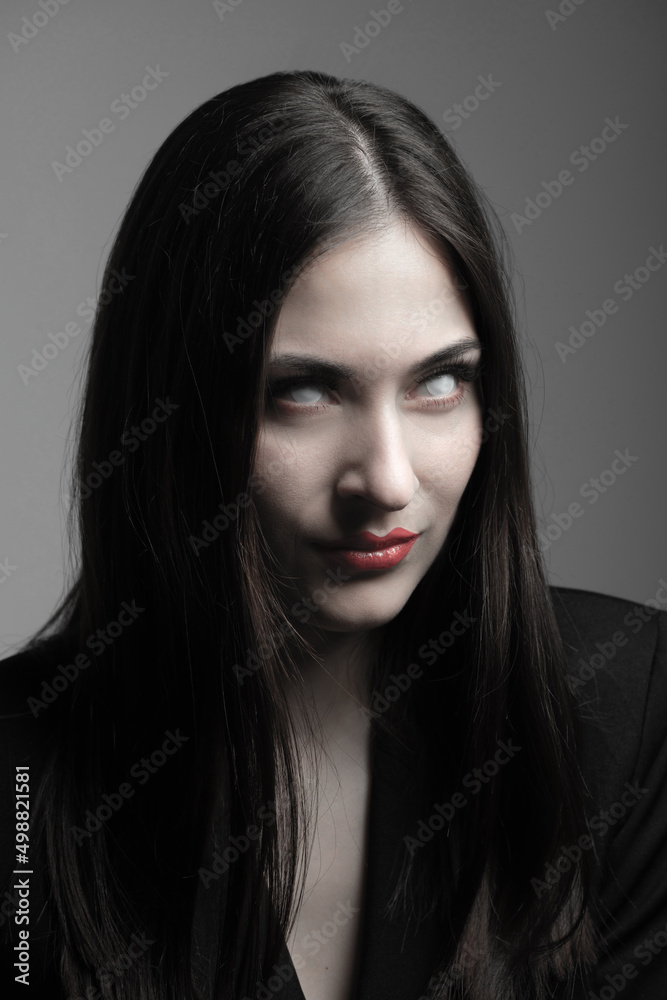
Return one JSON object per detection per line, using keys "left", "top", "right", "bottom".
{"left": 1, "top": 69, "right": 666, "bottom": 1000}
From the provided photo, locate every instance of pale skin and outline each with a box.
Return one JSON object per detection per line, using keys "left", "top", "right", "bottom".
{"left": 252, "top": 216, "right": 484, "bottom": 1000}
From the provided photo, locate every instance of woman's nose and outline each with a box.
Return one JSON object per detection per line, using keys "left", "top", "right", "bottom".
{"left": 335, "top": 406, "right": 420, "bottom": 511}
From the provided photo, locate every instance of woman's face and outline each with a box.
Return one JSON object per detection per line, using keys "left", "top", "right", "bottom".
{"left": 253, "top": 218, "right": 483, "bottom": 635}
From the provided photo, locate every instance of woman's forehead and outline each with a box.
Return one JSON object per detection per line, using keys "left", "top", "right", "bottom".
{"left": 273, "top": 224, "right": 469, "bottom": 331}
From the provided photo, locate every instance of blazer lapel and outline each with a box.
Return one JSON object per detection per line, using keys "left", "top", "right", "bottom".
{"left": 353, "top": 720, "right": 449, "bottom": 1000}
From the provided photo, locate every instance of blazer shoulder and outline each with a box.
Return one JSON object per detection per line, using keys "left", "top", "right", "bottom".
{"left": 548, "top": 583, "right": 663, "bottom": 690}
{"left": 0, "top": 633, "right": 76, "bottom": 717}
{"left": 548, "top": 593, "right": 667, "bottom": 995}
{"left": 0, "top": 631, "right": 77, "bottom": 776}
{"left": 548, "top": 584, "right": 667, "bottom": 806}
{"left": 0, "top": 635, "right": 77, "bottom": 892}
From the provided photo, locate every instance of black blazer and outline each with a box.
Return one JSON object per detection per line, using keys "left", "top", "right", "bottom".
{"left": 1, "top": 585, "right": 666, "bottom": 999}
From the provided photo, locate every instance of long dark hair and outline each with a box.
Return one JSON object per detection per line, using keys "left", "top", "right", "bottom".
{"left": 7, "top": 69, "right": 597, "bottom": 998}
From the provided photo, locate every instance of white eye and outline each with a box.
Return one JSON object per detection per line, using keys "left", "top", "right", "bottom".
{"left": 423, "top": 373, "right": 457, "bottom": 397}
{"left": 288, "top": 384, "right": 326, "bottom": 403}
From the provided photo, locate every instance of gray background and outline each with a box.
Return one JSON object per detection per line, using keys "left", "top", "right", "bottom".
{"left": 1, "top": 0, "right": 665, "bottom": 657}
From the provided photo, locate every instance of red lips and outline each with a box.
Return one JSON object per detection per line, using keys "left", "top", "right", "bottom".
{"left": 317, "top": 528, "right": 419, "bottom": 551}
{"left": 316, "top": 529, "right": 420, "bottom": 571}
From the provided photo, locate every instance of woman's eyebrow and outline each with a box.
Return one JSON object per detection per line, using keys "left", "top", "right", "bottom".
{"left": 266, "top": 338, "right": 483, "bottom": 382}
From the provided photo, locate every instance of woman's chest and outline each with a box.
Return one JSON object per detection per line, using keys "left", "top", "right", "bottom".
{"left": 285, "top": 736, "right": 372, "bottom": 1000}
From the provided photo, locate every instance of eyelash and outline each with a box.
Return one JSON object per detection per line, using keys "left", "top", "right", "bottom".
{"left": 267, "top": 361, "right": 483, "bottom": 413}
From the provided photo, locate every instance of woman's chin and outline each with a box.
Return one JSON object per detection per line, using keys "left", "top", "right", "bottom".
{"left": 300, "top": 593, "right": 409, "bottom": 635}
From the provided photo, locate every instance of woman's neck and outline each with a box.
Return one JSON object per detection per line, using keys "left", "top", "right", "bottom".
{"left": 282, "top": 627, "right": 377, "bottom": 744}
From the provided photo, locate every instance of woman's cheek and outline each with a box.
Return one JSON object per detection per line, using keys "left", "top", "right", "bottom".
{"left": 252, "top": 429, "right": 302, "bottom": 496}
{"left": 252, "top": 461, "right": 312, "bottom": 542}
{"left": 451, "top": 407, "right": 484, "bottom": 476}
{"left": 420, "top": 436, "right": 481, "bottom": 505}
